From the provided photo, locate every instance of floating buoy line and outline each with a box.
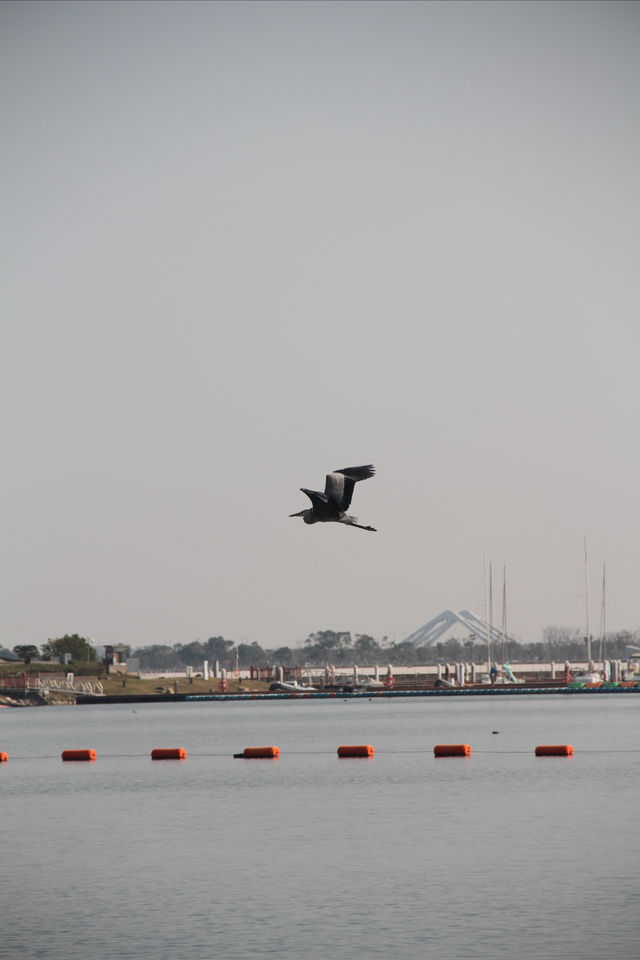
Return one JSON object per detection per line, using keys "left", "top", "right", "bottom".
{"left": 3, "top": 742, "right": 639, "bottom": 763}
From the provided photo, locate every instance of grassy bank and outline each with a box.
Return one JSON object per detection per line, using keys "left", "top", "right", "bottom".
{"left": 1, "top": 666, "right": 274, "bottom": 700}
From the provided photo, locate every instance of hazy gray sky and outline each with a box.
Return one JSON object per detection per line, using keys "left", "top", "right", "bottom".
{"left": 3, "top": 0, "right": 639, "bottom": 653}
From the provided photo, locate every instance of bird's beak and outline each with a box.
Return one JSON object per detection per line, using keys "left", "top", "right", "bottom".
{"left": 289, "top": 511, "right": 305, "bottom": 517}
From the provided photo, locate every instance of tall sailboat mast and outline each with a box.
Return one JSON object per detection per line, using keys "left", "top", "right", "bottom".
{"left": 599, "top": 562, "right": 606, "bottom": 661}
{"left": 584, "top": 536, "right": 592, "bottom": 663}
{"left": 484, "top": 556, "right": 493, "bottom": 668}
{"left": 489, "top": 561, "right": 494, "bottom": 667}
{"left": 501, "top": 565, "right": 507, "bottom": 664}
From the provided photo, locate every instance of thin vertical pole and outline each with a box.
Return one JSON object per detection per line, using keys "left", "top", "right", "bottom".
{"left": 501, "top": 566, "right": 507, "bottom": 664}
{"left": 599, "top": 562, "right": 606, "bottom": 661}
{"left": 584, "top": 536, "right": 591, "bottom": 663}
{"left": 488, "top": 561, "right": 493, "bottom": 668}
{"left": 484, "top": 555, "right": 491, "bottom": 669}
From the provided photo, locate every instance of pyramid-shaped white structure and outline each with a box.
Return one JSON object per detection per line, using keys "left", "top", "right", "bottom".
{"left": 403, "top": 609, "right": 516, "bottom": 648}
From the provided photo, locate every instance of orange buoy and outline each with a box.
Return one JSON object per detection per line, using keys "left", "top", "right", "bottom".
{"left": 0, "top": 752, "right": 8, "bottom": 762}
{"left": 337, "top": 744, "right": 374, "bottom": 758}
{"left": 242, "top": 746, "right": 280, "bottom": 758}
{"left": 151, "top": 748, "right": 187, "bottom": 760}
{"left": 535, "top": 744, "right": 574, "bottom": 756}
{"left": 61, "top": 749, "right": 97, "bottom": 761}
{"left": 434, "top": 744, "right": 471, "bottom": 757}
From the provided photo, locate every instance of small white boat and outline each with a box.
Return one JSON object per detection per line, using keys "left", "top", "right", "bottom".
{"left": 269, "top": 680, "right": 317, "bottom": 692}
{"left": 331, "top": 675, "right": 385, "bottom": 691}
{"left": 354, "top": 675, "right": 384, "bottom": 689}
{"left": 569, "top": 671, "right": 603, "bottom": 685}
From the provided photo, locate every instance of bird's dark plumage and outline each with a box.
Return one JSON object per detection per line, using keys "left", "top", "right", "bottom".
{"left": 290, "top": 465, "right": 377, "bottom": 532}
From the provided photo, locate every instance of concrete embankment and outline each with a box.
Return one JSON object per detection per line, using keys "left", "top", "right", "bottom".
{"left": 74, "top": 682, "right": 640, "bottom": 705}
{"left": 0, "top": 693, "right": 46, "bottom": 707}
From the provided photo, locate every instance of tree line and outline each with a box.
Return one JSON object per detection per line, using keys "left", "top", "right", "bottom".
{"left": 5, "top": 626, "right": 638, "bottom": 671}
{"left": 124, "top": 626, "right": 640, "bottom": 669}
{"left": 11, "top": 634, "right": 98, "bottom": 664}
{"left": 8, "top": 626, "right": 637, "bottom": 670}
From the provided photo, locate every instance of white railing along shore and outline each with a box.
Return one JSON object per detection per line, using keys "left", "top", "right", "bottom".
{"left": 33, "top": 676, "right": 104, "bottom": 696}
{"left": 136, "top": 659, "right": 634, "bottom": 681}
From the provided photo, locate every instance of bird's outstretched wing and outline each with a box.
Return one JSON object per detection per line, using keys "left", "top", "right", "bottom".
{"left": 325, "top": 465, "right": 375, "bottom": 511}
{"left": 301, "top": 488, "right": 329, "bottom": 511}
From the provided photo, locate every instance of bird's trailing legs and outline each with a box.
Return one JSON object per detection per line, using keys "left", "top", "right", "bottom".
{"left": 342, "top": 516, "right": 377, "bottom": 532}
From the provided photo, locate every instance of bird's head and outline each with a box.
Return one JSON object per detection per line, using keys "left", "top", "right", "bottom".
{"left": 289, "top": 509, "right": 313, "bottom": 524}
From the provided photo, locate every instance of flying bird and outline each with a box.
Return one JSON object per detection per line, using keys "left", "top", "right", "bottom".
{"left": 289, "top": 465, "right": 377, "bottom": 532}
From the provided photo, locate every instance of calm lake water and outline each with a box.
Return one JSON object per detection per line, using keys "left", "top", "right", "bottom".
{"left": 1, "top": 695, "right": 639, "bottom": 960}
